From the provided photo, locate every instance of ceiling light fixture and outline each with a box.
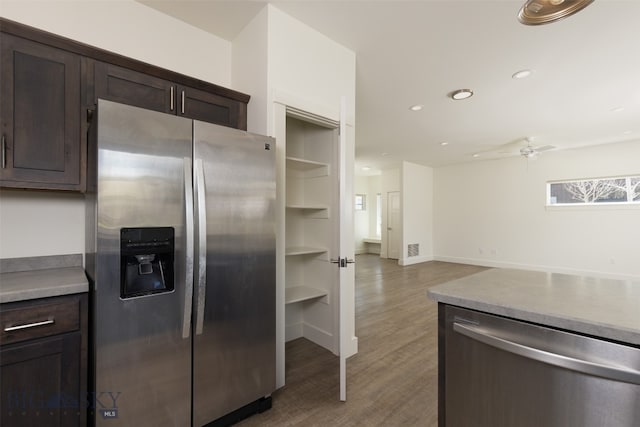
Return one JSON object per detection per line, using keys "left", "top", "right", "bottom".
{"left": 409, "top": 104, "right": 423, "bottom": 111}
{"left": 362, "top": 166, "right": 371, "bottom": 171}
{"left": 472, "top": 153, "right": 481, "bottom": 158}
{"left": 610, "top": 107, "right": 625, "bottom": 113}
{"left": 512, "top": 69, "right": 533, "bottom": 79}
{"left": 440, "top": 142, "right": 449, "bottom": 146}
{"left": 449, "top": 89, "right": 474, "bottom": 100}
{"left": 518, "top": 0, "right": 595, "bottom": 26}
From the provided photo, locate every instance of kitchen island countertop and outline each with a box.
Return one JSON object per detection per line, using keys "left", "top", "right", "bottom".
{"left": 428, "top": 268, "right": 640, "bottom": 346}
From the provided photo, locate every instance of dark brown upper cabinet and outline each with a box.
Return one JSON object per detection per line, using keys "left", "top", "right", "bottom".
{"left": 0, "top": 18, "right": 249, "bottom": 192}
{"left": 91, "top": 61, "right": 245, "bottom": 129}
{"left": 0, "top": 34, "right": 84, "bottom": 191}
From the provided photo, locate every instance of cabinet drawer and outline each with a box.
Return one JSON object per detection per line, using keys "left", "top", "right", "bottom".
{"left": 0, "top": 296, "right": 80, "bottom": 346}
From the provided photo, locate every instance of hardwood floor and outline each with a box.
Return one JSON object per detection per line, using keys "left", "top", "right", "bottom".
{"left": 238, "top": 255, "right": 488, "bottom": 426}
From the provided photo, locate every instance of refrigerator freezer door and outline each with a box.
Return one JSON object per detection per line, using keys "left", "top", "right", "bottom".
{"left": 192, "top": 121, "right": 276, "bottom": 425}
{"left": 94, "top": 100, "right": 193, "bottom": 426}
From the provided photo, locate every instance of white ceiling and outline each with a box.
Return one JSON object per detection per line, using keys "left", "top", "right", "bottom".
{"left": 139, "top": 0, "right": 640, "bottom": 172}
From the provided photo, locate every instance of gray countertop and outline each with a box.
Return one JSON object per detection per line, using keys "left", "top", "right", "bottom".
{"left": 428, "top": 268, "right": 640, "bottom": 346}
{"left": 0, "top": 254, "right": 88, "bottom": 303}
{"left": 0, "top": 267, "right": 88, "bottom": 303}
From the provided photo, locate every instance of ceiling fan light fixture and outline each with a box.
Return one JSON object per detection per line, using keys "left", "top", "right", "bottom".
{"left": 512, "top": 69, "right": 533, "bottom": 79}
{"left": 450, "top": 89, "right": 474, "bottom": 100}
{"left": 518, "top": 0, "right": 594, "bottom": 26}
{"left": 520, "top": 146, "right": 537, "bottom": 158}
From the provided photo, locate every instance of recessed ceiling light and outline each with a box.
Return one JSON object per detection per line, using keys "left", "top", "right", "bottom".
{"left": 362, "top": 166, "right": 371, "bottom": 171}
{"left": 512, "top": 69, "right": 533, "bottom": 79}
{"left": 381, "top": 152, "right": 389, "bottom": 156}
{"left": 409, "top": 104, "right": 423, "bottom": 111}
{"left": 472, "top": 153, "right": 481, "bottom": 158}
{"left": 440, "top": 142, "right": 449, "bottom": 146}
{"left": 610, "top": 106, "right": 625, "bottom": 112}
{"left": 450, "top": 89, "right": 474, "bottom": 100}
{"left": 623, "top": 130, "right": 633, "bottom": 135}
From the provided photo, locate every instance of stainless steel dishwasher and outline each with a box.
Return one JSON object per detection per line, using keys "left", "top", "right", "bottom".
{"left": 441, "top": 305, "right": 640, "bottom": 427}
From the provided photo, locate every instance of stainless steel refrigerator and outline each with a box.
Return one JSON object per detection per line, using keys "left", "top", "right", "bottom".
{"left": 85, "top": 99, "right": 276, "bottom": 426}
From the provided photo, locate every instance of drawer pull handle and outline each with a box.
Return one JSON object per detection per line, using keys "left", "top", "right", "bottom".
{"left": 4, "top": 319, "right": 55, "bottom": 332}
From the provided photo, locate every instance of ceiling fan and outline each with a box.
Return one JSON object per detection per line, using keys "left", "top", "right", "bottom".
{"left": 497, "top": 137, "right": 556, "bottom": 159}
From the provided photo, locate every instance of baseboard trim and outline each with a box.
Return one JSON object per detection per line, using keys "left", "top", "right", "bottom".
{"left": 303, "top": 322, "right": 334, "bottom": 351}
{"left": 398, "top": 255, "right": 434, "bottom": 266}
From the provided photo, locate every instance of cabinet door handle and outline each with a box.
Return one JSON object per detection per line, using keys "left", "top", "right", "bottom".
{"left": 181, "top": 90, "right": 185, "bottom": 115}
{"left": 1, "top": 135, "right": 6, "bottom": 169}
{"left": 170, "top": 86, "right": 175, "bottom": 111}
{"left": 4, "top": 319, "right": 55, "bottom": 332}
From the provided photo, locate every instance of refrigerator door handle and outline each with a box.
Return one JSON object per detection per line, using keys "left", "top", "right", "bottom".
{"left": 194, "top": 158, "right": 207, "bottom": 335}
{"left": 182, "top": 158, "right": 194, "bottom": 339}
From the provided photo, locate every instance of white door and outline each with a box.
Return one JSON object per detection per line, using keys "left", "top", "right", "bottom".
{"left": 337, "top": 96, "right": 357, "bottom": 401}
{"left": 387, "top": 191, "right": 401, "bottom": 259}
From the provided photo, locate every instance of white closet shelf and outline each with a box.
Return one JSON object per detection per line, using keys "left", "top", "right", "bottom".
{"left": 286, "top": 204, "right": 329, "bottom": 210}
{"left": 285, "top": 246, "right": 328, "bottom": 256}
{"left": 286, "top": 157, "right": 330, "bottom": 178}
{"left": 285, "top": 286, "right": 328, "bottom": 304}
{"left": 286, "top": 156, "right": 329, "bottom": 170}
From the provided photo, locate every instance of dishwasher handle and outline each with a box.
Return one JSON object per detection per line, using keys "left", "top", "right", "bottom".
{"left": 453, "top": 321, "right": 640, "bottom": 385}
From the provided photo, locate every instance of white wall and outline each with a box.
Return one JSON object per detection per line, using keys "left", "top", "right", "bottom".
{"left": 0, "top": 191, "right": 85, "bottom": 258}
{"left": 367, "top": 175, "right": 382, "bottom": 240}
{"left": 0, "top": 0, "right": 233, "bottom": 260}
{"left": 400, "top": 161, "right": 434, "bottom": 266}
{"left": 380, "top": 168, "right": 400, "bottom": 259}
{"left": 1, "top": 0, "right": 231, "bottom": 85}
{"left": 354, "top": 176, "right": 370, "bottom": 254}
{"left": 434, "top": 140, "right": 640, "bottom": 279}
{"left": 267, "top": 5, "right": 356, "bottom": 127}
{"left": 354, "top": 175, "right": 381, "bottom": 254}
{"left": 232, "top": 6, "right": 269, "bottom": 135}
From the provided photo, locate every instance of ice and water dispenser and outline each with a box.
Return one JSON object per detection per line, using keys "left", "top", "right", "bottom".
{"left": 120, "top": 227, "right": 175, "bottom": 298}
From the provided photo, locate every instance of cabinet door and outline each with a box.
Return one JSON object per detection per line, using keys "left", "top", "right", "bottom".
{"left": 0, "top": 34, "right": 82, "bottom": 190}
{"left": 178, "top": 85, "right": 247, "bottom": 130}
{"left": 1, "top": 333, "right": 82, "bottom": 427}
{"left": 94, "top": 61, "right": 174, "bottom": 114}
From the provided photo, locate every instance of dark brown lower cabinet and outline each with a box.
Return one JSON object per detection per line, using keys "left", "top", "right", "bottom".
{"left": 0, "top": 294, "right": 87, "bottom": 427}
{"left": 1, "top": 334, "right": 82, "bottom": 427}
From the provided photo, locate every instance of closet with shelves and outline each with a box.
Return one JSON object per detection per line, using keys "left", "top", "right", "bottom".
{"left": 283, "top": 113, "right": 339, "bottom": 347}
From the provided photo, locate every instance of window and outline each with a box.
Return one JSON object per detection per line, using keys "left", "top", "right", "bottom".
{"left": 547, "top": 175, "right": 640, "bottom": 206}
{"left": 355, "top": 194, "right": 366, "bottom": 211}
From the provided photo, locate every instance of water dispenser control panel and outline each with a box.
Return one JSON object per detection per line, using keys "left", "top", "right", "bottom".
{"left": 120, "top": 227, "right": 175, "bottom": 299}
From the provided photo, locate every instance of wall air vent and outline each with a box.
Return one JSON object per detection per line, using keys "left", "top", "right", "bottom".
{"left": 408, "top": 243, "right": 419, "bottom": 257}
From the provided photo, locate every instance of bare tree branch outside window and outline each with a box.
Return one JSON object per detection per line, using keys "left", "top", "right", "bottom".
{"left": 548, "top": 176, "right": 640, "bottom": 205}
